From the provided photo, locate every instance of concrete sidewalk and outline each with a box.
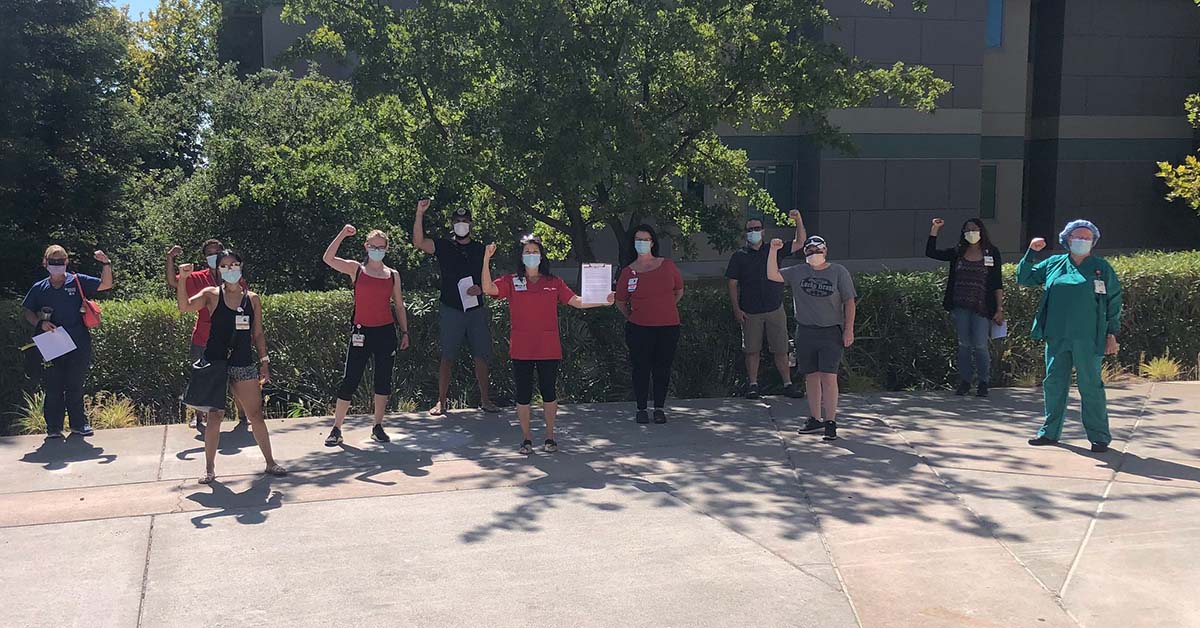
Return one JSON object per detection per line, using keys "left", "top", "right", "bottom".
{"left": 2, "top": 383, "right": 1198, "bottom": 627}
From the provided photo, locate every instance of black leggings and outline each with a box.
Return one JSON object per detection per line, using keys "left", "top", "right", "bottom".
{"left": 336, "top": 324, "right": 397, "bottom": 400}
{"left": 625, "top": 323, "right": 681, "bottom": 409}
{"left": 512, "top": 359, "right": 559, "bottom": 405}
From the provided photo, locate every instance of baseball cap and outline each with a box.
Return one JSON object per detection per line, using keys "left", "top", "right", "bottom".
{"left": 451, "top": 207, "right": 472, "bottom": 221}
{"left": 803, "top": 235, "right": 827, "bottom": 251}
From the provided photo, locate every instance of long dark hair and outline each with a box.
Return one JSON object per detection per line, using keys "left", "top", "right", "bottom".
{"left": 957, "top": 219, "right": 993, "bottom": 257}
{"left": 518, "top": 234, "right": 554, "bottom": 279}
{"left": 624, "top": 224, "right": 660, "bottom": 266}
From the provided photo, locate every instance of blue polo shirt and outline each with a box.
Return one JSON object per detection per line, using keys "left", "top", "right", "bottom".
{"left": 22, "top": 274, "right": 102, "bottom": 349}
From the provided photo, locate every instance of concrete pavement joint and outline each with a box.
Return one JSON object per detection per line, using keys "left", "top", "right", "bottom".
{"left": 154, "top": 424, "right": 168, "bottom": 482}
{"left": 766, "top": 400, "right": 866, "bottom": 628}
{"left": 134, "top": 514, "right": 156, "bottom": 628}
{"left": 1058, "top": 383, "right": 1155, "bottom": 601}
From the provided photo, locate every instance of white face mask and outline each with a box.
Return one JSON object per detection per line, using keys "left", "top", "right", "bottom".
{"left": 453, "top": 222, "right": 471, "bottom": 238}
{"left": 805, "top": 253, "right": 827, "bottom": 266}
{"left": 47, "top": 264, "right": 67, "bottom": 277}
{"left": 963, "top": 231, "right": 981, "bottom": 244}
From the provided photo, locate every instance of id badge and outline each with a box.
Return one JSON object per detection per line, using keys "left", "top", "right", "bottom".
{"left": 627, "top": 277, "right": 639, "bottom": 292}
{"left": 983, "top": 256, "right": 995, "bottom": 267}
{"left": 351, "top": 333, "right": 365, "bottom": 347}
{"left": 1094, "top": 280, "right": 1107, "bottom": 295}
{"left": 513, "top": 277, "right": 527, "bottom": 292}
{"left": 234, "top": 315, "right": 251, "bottom": 331}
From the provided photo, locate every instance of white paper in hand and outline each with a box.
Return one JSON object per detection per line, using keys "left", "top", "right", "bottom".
{"left": 990, "top": 320, "right": 1008, "bottom": 340}
{"left": 34, "top": 327, "right": 77, "bottom": 361}
{"left": 581, "top": 263, "right": 613, "bottom": 304}
{"left": 458, "top": 276, "right": 479, "bottom": 310}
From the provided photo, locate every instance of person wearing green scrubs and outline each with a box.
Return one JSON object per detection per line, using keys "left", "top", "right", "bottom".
{"left": 1016, "top": 219, "right": 1122, "bottom": 453}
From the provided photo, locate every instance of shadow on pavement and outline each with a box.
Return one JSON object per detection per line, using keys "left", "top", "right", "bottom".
{"left": 18, "top": 433, "right": 117, "bottom": 471}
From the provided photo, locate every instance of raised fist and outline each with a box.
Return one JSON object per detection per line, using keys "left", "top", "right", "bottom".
{"left": 789, "top": 209, "right": 802, "bottom": 225}
{"left": 1029, "top": 237, "right": 1047, "bottom": 252}
{"left": 341, "top": 224, "right": 357, "bottom": 237}
{"left": 931, "top": 218, "right": 945, "bottom": 229}
{"left": 484, "top": 243, "right": 497, "bottom": 258}
{"left": 178, "top": 263, "right": 194, "bottom": 277}
{"left": 769, "top": 238, "right": 784, "bottom": 251}
{"left": 416, "top": 198, "right": 431, "bottom": 213}
{"left": 167, "top": 245, "right": 183, "bottom": 258}
{"left": 93, "top": 250, "right": 110, "bottom": 265}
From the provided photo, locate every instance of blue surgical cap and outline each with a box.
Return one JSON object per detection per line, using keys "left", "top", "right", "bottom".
{"left": 1059, "top": 219, "right": 1100, "bottom": 247}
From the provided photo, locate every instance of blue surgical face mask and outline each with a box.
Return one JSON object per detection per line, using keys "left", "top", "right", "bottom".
{"left": 522, "top": 253, "right": 541, "bottom": 269}
{"left": 205, "top": 254, "right": 219, "bottom": 269}
{"left": 220, "top": 268, "right": 242, "bottom": 284}
{"left": 746, "top": 230, "right": 763, "bottom": 245}
{"left": 367, "top": 248, "right": 386, "bottom": 262}
{"left": 1069, "top": 239, "right": 1094, "bottom": 256}
{"left": 634, "top": 240, "right": 652, "bottom": 255}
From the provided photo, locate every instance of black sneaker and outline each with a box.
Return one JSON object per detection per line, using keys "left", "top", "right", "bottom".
{"left": 371, "top": 424, "right": 390, "bottom": 443}
{"left": 72, "top": 424, "right": 94, "bottom": 437}
{"left": 652, "top": 409, "right": 667, "bottom": 424}
{"left": 1091, "top": 442, "right": 1110, "bottom": 453}
{"left": 324, "top": 426, "right": 343, "bottom": 447}
{"left": 636, "top": 410, "right": 650, "bottom": 424}
{"left": 783, "top": 383, "right": 804, "bottom": 399}
{"left": 745, "top": 383, "right": 760, "bottom": 400}
{"left": 1027, "top": 436, "right": 1058, "bottom": 446}
{"left": 976, "top": 383, "right": 989, "bottom": 398}
{"left": 798, "top": 417, "right": 824, "bottom": 434}
{"left": 822, "top": 420, "right": 839, "bottom": 441}
{"left": 954, "top": 381, "right": 971, "bottom": 396}
{"left": 46, "top": 431, "right": 63, "bottom": 440}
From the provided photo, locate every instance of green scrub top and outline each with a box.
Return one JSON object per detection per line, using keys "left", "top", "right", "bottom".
{"left": 1016, "top": 250, "right": 1123, "bottom": 352}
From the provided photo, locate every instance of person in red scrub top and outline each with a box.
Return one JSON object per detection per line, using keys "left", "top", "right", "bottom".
{"left": 482, "top": 235, "right": 614, "bottom": 454}
{"left": 616, "top": 225, "right": 684, "bottom": 425}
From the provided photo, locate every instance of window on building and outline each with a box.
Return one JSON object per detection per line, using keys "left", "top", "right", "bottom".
{"left": 986, "top": 0, "right": 1004, "bottom": 48}
{"left": 980, "top": 165, "right": 998, "bottom": 219}
{"left": 748, "top": 164, "right": 794, "bottom": 224}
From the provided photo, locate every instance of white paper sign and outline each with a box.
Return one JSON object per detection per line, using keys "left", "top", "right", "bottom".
{"left": 990, "top": 320, "right": 1008, "bottom": 340}
{"left": 458, "top": 276, "right": 479, "bottom": 310}
{"left": 34, "top": 327, "right": 77, "bottom": 361}
{"left": 581, "top": 263, "right": 613, "bottom": 305}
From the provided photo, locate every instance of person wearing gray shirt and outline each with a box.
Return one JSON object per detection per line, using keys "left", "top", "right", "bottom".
{"left": 767, "top": 236, "right": 857, "bottom": 441}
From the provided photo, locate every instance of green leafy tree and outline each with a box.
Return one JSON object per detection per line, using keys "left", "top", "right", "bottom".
{"left": 1158, "top": 91, "right": 1200, "bottom": 212}
{"left": 278, "top": 0, "right": 949, "bottom": 262}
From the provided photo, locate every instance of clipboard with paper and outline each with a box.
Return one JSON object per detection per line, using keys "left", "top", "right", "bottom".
{"left": 33, "top": 327, "right": 77, "bottom": 361}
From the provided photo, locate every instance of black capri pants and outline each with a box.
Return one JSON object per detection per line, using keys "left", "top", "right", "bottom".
{"left": 624, "top": 322, "right": 681, "bottom": 410}
{"left": 336, "top": 324, "right": 397, "bottom": 401}
{"left": 512, "top": 359, "right": 559, "bottom": 405}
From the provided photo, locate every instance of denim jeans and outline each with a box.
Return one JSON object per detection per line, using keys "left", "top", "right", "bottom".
{"left": 951, "top": 307, "right": 991, "bottom": 385}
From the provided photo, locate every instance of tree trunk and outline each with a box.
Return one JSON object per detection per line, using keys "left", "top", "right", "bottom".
{"left": 562, "top": 200, "right": 597, "bottom": 262}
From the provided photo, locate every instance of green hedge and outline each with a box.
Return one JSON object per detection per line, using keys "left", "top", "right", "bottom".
{"left": 3, "top": 251, "right": 1199, "bottom": 434}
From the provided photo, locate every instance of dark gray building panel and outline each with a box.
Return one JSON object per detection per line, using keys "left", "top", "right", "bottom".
{"left": 847, "top": 210, "right": 918, "bottom": 258}
{"left": 819, "top": 160, "right": 887, "bottom": 211}
{"left": 922, "top": 19, "right": 986, "bottom": 66}
{"left": 884, "top": 160, "right": 952, "bottom": 210}
{"left": 853, "top": 18, "right": 924, "bottom": 64}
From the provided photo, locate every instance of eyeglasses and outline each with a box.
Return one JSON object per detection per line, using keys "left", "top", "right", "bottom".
{"left": 218, "top": 263, "right": 242, "bottom": 270}
{"left": 367, "top": 246, "right": 387, "bottom": 252}
{"left": 46, "top": 258, "right": 68, "bottom": 266}
{"left": 746, "top": 226, "right": 764, "bottom": 232}
{"left": 634, "top": 237, "right": 653, "bottom": 242}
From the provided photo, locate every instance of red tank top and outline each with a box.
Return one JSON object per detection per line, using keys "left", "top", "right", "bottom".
{"left": 353, "top": 268, "right": 395, "bottom": 327}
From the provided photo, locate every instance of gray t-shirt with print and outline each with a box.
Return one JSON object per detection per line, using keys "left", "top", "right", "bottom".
{"left": 779, "top": 262, "right": 857, "bottom": 328}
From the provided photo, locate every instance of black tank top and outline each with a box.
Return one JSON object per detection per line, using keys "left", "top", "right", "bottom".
{"left": 205, "top": 287, "right": 254, "bottom": 366}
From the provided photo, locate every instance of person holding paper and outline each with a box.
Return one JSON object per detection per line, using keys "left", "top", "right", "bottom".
{"left": 927, "top": 218, "right": 1005, "bottom": 398}
{"left": 321, "top": 225, "right": 411, "bottom": 447}
{"left": 1018, "top": 220, "right": 1122, "bottom": 454}
{"left": 177, "top": 251, "right": 286, "bottom": 484}
{"left": 767, "top": 236, "right": 855, "bottom": 442}
{"left": 412, "top": 199, "right": 497, "bottom": 415}
{"left": 481, "top": 235, "right": 614, "bottom": 454}
{"left": 22, "top": 245, "right": 113, "bottom": 439}
{"left": 616, "top": 225, "right": 684, "bottom": 424}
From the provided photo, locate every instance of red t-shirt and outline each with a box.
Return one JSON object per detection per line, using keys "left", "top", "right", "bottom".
{"left": 184, "top": 269, "right": 248, "bottom": 347}
{"left": 353, "top": 267, "right": 396, "bottom": 327}
{"left": 617, "top": 258, "right": 683, "bottom": 327}
{"left": 493, "top": 273, "right": 575, "bottom": 360}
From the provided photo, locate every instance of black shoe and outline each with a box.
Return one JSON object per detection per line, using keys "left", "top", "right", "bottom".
{"left": 72, "top": 424, "right": 94, "bottom": 437}
{"left": 745, "top": 383, "right": 760, "bottom": 400}
{"left": 543, "top": 439, "right": 558, "bottom": 453}
{"left": 324, "top": 426, "right": 343, "bottom": 447}
{"left": 976, "top": 383, "right": 989, "bottom": 398}
{"left": 46, "top": 431, "right": 63, "bottom": 440}
{"left": 1027, "top": 436, "right": 1059, "bottom": 446}
{"left": 783, "top": 384, "right": 804, "bottom": 399}
{"left": 519, "top": 439, "right": 534, "bottom": 455}
{"left": 1091, "top": 442, "right": 1110, "bottom": 453}
{"left": 822, "top": 420, "right": 839, "bottom": 441}
{"left": 798, "top": 417, "right": 824, "bottom": 434}
{"left": 653, "top": 409, "right": 667, "bottom": 424}
{"left": 636, "top": 410, "right": 650, "bottom": 424}
{"left": 954, "top": 381, "right": 971, "bottom": 396}
{"left": 371, "top": 424, "right": 390, "bottom": 443}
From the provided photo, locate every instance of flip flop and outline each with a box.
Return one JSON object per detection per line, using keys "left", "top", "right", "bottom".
{"left": 198, "top": 472, "right": 215, "bottom": 485}
{"left": 264, "top": 464, "right": 288, "bottom": 476}
{"left": 428, "top": 404, "right": 446, "bottom": 417}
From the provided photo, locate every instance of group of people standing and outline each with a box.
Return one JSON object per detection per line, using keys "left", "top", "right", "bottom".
{"left": 20, "top": 200, "right": 1124, "bottom": 483}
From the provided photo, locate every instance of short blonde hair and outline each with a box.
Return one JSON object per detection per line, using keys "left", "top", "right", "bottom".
{"left": 365, "top": 229, "right": 388, "bottom": 244}
{"left": 43, "top": 245, "right": 67, "bottom": 260}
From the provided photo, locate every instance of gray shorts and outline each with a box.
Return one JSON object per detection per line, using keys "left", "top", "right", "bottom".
{"left": 439, "top": 305, "right": 493, "bottom": 361}
{"left": 795, "top": 325, "right": 844, "bottom": 375}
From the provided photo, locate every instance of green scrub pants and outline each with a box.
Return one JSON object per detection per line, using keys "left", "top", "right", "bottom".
{"left": 1039, "top": 338, "right": 1111, "bottom": 445}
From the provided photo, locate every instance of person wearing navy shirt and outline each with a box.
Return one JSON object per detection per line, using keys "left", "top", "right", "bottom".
{"left": 21, "top": 245, "right": 114, "bottom": 438}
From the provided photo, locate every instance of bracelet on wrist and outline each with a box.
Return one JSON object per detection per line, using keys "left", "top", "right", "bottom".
{"left": 259, "top": 357, "right": 270, "bottom": 364}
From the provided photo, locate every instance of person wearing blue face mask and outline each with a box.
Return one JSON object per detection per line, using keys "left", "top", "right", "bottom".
{"left": 321, "top": 225, "right": 411, "bottom": 446}
{"left": 724, "top": 211, "right": 808, "bottom": 399}
{"left": 1017, "top": 220, "right": 1123, "bottom": 454}
{"left": 177, "top": 250, "right": 287, "bottom": 484}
